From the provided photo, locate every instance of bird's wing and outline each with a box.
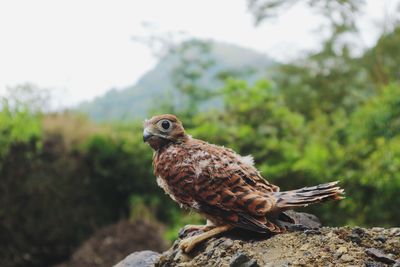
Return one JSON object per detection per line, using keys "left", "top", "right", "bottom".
{"left": 188, "top": 139, "right": 282, "bottom": 233}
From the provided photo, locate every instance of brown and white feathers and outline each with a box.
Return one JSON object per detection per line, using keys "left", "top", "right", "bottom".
{"left": 143, "top": 114, "right": 344, "bottom": 234}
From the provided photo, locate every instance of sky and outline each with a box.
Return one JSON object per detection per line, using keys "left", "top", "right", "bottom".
{"left": 0, "top": 0, "right": 398, "bottom": 108}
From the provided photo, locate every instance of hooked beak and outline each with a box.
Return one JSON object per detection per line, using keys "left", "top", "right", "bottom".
{"left": 143, "top": 128, "right": 153, "bottom": 142}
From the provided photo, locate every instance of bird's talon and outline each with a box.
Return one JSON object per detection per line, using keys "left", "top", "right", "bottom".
{"left": 179, "top": 238, "right": 196, "bottom": 253}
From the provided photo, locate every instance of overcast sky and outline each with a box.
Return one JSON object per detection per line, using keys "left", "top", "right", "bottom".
{"left": 0, "top": 0, "right": 397, "bottom": 107}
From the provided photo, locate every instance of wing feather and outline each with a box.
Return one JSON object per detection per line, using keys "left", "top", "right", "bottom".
{"left": 189, "top": 139, "right": 281, "bottom": 233}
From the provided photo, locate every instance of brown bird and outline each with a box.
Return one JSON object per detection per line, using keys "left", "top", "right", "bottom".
{"left": 143, "top": 114, "right": 344, "bottom": 253}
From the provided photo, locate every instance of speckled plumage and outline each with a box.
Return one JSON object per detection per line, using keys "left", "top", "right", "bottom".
{"left": 143, "top": 114, "right": 344, "bottom": 245}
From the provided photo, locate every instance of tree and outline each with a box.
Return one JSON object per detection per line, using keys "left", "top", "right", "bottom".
{"left": 1, "top": 83, "right": 51, "bottom": 113}
{"left": 247, "top": 0, "right": 365, "bottom": 29}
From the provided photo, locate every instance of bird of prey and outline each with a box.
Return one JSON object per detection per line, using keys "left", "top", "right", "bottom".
{"left": 143, "top": 114, "right": 344, "bottom": 253}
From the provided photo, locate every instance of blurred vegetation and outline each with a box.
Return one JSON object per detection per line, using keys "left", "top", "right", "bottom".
{"left": 1, "top": 2, "right": 400, "bottom": 267}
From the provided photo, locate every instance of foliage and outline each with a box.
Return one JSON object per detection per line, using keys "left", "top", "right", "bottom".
{"left": 0, "top": 105, "right": 42, "bottom": 160}
{"left": 271, "top": 25, "right": 400, "bottom": 119}
{"left": 342, "top": 84, "right": 400, "bottom": 225}
{"left": 271, "top": 42, "right": 373, "bottom": 118}
{"left": 362, "top": 27, "right": 400, "bottom": 86}
{"left": 0, "top": 110, "right": 173, "bottom": 267}
{"left": 1, "top": 83, "right": 51, "bottom": 113}
{"left": 247, "top": 0, "right": 365, "bottom": 28}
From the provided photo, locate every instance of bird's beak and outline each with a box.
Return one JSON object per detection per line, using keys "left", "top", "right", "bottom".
{"left": 143, "top": 128, "right": 153, "bottom": 142}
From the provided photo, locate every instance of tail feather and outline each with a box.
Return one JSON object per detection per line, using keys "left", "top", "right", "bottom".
{"left": 274, "top": 181, "right": 345, "bottom": 209}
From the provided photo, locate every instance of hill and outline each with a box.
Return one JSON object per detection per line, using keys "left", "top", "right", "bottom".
{"left": 77, "top": 40, "right": 276, "bottom": 121}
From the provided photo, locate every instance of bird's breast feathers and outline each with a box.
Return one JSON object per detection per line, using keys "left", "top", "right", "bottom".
{"left": 153, "top": 139, "right": 276, "bottom": 208}
{"left": 154, "top": 139, "right": 255, "bottom": 181}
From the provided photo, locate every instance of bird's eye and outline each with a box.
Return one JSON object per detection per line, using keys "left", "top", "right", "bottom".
{"left": 161, "top": 120, "right": 171, "bottom": 130}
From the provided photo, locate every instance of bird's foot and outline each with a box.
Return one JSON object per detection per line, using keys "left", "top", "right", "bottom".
{"left": 178, "top": 225, "right": 232, "bottom": 254}
{"left": 179, "top": 235, "right": 202, "bottom": 253}
{"left": 179, "top": 224, "right": 209, "bottom": 238}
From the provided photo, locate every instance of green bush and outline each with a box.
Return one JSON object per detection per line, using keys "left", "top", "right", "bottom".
{"left": 0, "top": 112, "right": 176, "bottom": 267}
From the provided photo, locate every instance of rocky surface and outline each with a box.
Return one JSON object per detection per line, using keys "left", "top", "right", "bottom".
{"left": 154, "top": 227, "right": 400, "bottom": 267}
{"left": 114, "top": 251, "right": 161, "bottom": 267}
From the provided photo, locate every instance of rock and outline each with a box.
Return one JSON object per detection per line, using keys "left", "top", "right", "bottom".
{"left": 345, "top": 227, "right": 366, "bottom": 245}
{"left": 114, "top": 251, "right": 160, "bottom": 267}
{"left": 389, "top": 228, "right": 400, "bottom": 236}
{"left": 304, "top": 229, "right": 322, "bottom": 235}
{"left": 150, "top": 225, "right": 400, "bottom": 267}
{"left": 340, "top": 254, "right": 354, "bottom": 262}
{"left": 300, "top": 244, "right": 309, "bottom": 251}
{"left": 374, "top": 236, "right": 386, "bottom": 243}
{"left": 173, "top": 249, "right": 191, "bottom": 262}
{"left": 365, "top": 248, "right": 396, "bottom": 264}
{"left": 282, "top": 210, "right": 321, "bottom": 230}
{"left": 287, "top": 224, "right": 310, "bottom": 232}
{"left": 336, "top": 246, "right": 348, "bottom": 255}
{"left": 348, "top": 234, "right": 362, "bottom": 244}
{"left": 352, "top": 227, "right": 366, "bottom": 237}
{"left": 327, "top": 232, "right": 335, "bottom": 238}
{"left": 220, "top": 239, "right": 234, "bottom": 249}
{"left": 364, "top": 261, "right": 385, "bottom": 267}
{"left": 229, "top": 252, "right": 259, "bottom": 267}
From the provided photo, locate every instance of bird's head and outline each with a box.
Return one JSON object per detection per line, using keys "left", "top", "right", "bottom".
{"left": 143, "top": 114, "right": 187, "bottom": 150}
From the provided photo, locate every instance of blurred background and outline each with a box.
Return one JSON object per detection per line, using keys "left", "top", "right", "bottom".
{"left": 1, "top": 0, "right": 400, "bottom": 266}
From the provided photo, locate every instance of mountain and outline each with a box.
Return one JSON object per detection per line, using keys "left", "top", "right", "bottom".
{"left": 77, "top": 40, "right": 276, "bottom": 121}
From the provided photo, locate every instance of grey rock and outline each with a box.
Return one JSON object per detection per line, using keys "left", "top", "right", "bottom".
{"left": 352, "top": 227, "right": 366, "bottom": 237}
{"left": 348, "top": 234, "right": 362, "bottom": 244}
{"left": 364, "top": 261, "right": 385, "bottom": 267}
{"left": 220, "top": 239, "right": 234, "bottom": 249}
{"left": 230, "top": 252, "right": 250, "bottom": 267}
{"left": 365, "top": 248, "right": 396, "bottom": 265}
{"left": 114, "top": 250, "right": 160, "bottom": 267}
{"left": 229, "top": 252, "right": 259, "bottom": 267}
{"left": 373, "top": 236, "right": 386, "bottom": 243}
{"left": 287, "top": 224, "right": 309, "bottom": 232}
{"left": 304, "top": 229, "right": 322, "bottom": 235}
{"left": 286, "top": 211, "right": 321, "bottom": 228}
